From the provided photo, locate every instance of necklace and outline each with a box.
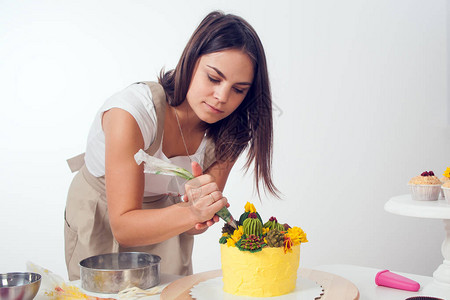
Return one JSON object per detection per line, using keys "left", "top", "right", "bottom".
{"left": 173, "top": 107, "right": 192, "bottom": 162}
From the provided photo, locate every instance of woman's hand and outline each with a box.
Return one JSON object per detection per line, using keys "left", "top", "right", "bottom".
{"left": 184, "top": 161, "right": 227, "bottom": 230}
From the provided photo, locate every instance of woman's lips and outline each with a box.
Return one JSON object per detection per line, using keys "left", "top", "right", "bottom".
{"left": 204, "top": 102, "right": 224, "bottom": 113}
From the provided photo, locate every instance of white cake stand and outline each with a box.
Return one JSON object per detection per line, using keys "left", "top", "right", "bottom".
{"left": 385, "top": 194, "right": 450, "bottom": 286}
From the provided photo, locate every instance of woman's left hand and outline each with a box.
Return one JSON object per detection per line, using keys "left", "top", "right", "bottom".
{"left": 193, "top": 215, "right": 220, "bottom": 230}
{"left": 193, "top": 201, "right": 230, "bottom": 230}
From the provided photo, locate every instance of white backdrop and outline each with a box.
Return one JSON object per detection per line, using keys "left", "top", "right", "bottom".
{"left": 0, "top": 0, "right": 449, "bottom": 280}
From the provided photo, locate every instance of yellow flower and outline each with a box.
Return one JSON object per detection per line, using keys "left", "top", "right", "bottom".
{"left": 262, "top": 227, "right": 270, "bottom": 235}
{"left": 227, "top": 226, "right": 244, "bottom": 247}
{"left": 222, "top": 233, "right": 229, "bottom": 237}
{"left": 244, "top": 202, "right": 256, "bottom": 213}
{"left": 227, "top": 238, "right": 236, "bottom": 247}
{"left": 286, "top": 227, "right": 308, "bottom": 246}
{"left": 443, "top": 167, "right": 450, "bottom": 178}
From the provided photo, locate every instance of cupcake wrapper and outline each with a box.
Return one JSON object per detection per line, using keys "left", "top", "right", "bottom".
{"left": 442, "top": 187, "right": 450, "bottom": 203}
{"left": 409, "top": 185, "right": 441, "bottom": 201}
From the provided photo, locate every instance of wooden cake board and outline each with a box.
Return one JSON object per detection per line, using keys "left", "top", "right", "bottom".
{"left": 160, "top": 268, "right": 360, "bottom": 300}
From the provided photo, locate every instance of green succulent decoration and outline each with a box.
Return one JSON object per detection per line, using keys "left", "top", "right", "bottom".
{"left": 239, "top": 211, "right": 263, "bottom": 226}
{"left": 243, "top": 213, "right": 263, "bottom": 236}
{"left": 236, "top": 234, "right": 266, "bottom": 252}
{"left": 265, "top": 229, "right": 285, "bottom": 247}
{"left": 263, "top": 216, "right": 285, "bottom": 231}
{"left": 222, "top": 223, "right": 236, "bottom": 235}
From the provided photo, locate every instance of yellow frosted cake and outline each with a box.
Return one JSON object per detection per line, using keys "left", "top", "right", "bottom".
{"left": 219, "top": 202, "right": 308, "bottom": 297}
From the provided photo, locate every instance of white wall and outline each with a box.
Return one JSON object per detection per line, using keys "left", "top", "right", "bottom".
{"left": 0, "top": 0, "right": 448, "bottom": 280}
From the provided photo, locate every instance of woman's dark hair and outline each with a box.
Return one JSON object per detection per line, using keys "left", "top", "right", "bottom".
{"left": 159, "top": 11, "right": 279, "bottom": 198}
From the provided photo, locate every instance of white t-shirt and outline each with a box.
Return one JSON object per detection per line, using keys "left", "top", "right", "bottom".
{"left": 84, "top": 83, "right": 207, "bottom": 197}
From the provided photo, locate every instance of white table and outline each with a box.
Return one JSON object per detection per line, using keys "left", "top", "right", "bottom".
{"left": 151, "top": 265, "right": 450, "bottom": 300}
{"left": 32, "top": 264, "right": 450, "bottom": 299}
{"left": 385, "top": 194, "right": 450, "bottom": 285}
{"left": 315, "top": 264, "right": 450, "bottom": 299}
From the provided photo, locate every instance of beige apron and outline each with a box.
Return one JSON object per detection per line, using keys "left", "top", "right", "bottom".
{"left": 64, "top": 82, "right": 216, "bottom": 281}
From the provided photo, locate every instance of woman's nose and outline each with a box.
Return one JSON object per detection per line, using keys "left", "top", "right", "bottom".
{"left": 214, "top": 84, "right": 230, "bottom": 103}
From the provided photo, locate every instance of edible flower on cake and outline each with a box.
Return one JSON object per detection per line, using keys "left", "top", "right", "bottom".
{"left": 286, "top": 226, "right": 308, "bottom": 246}
{"left": 224, "top": 225, "right": 244, "bottom": 247}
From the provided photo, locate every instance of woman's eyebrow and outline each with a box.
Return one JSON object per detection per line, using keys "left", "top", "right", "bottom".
{"left": 206, "top": 65, "right": 252, "bottom": 86}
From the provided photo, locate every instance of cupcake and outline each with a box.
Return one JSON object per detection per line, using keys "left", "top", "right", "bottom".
{"left": 442, "top": 181, "right": 450, "bottom": 202}
{"left": 440, "top": 167, "right": 450, "bottom": 199}
{"left": 408, "top": 171, "right": 442, "bottom": 201}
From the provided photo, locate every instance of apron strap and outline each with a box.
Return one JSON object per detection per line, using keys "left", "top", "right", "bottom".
{"left": 66, "top": 153, "right": 85, "bottom": 173}
{"left": 136, "top": 81, "right": 166, "bottom": 156}
{"left": 202, "top": 137, "right": 216, "bottom": 171}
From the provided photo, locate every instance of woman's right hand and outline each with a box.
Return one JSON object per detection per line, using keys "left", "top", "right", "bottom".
{"left": 184, "top": 161, "right": 228, "bottom": 225}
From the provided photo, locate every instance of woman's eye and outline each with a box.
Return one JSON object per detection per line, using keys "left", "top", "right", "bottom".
{"left": 233, "top": 87, "right": 244, "bottom": 94}
{"left": 208, "top": 75, "right": 220, "bottom": 83}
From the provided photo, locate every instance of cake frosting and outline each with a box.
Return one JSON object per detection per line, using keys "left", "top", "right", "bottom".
{"left": 219, "top": 202, "right": 307, "bottom": 297}
{"left": 441, "top": 167, "right": 450, "bottom": 184}
{"left": 408, "top": 171, "right": 441, "bottom": 185}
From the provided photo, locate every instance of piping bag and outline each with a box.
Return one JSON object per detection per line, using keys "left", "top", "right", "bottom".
{"left": 135, "top": 149, "right": 238, "bottom": 229}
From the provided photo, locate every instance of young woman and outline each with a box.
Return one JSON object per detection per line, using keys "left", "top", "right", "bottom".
{"left": 64, "top": 10, "right": 279, "bottom": 280}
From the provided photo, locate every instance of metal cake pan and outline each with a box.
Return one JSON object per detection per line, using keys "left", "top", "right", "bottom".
{"left": 79, "top": 252, "right": 160, "bottom": 294}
